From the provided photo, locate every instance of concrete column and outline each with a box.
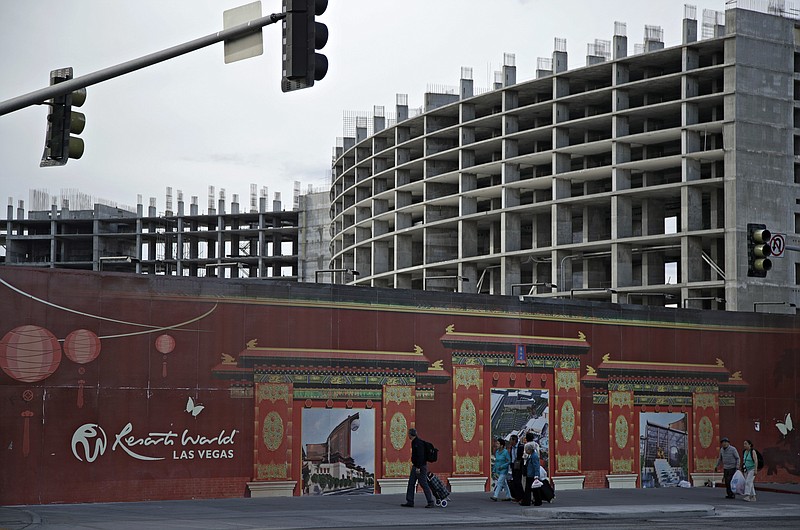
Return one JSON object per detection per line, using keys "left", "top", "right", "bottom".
{"left": 460, "top": 77, "right": 474, "bottom": 99}
{"left": 460, "top": 262, "right": 478, "bottom": 294}
{"left": 682, "top": 185, "right": 703, "bottom": 233}
{"left": 612, "top": 243, "right": 633, "bottom": 290}
{"left": 50, "top": 204, "right": 57, "bottom": 267}
{"left": 356, "top": 246, "right": 371, "bottom": 279}
{"left": 176, "top": 217, "right": 184, "bottom": 276}
{"left": 683, "top": 17, "right": 698, "bottom": 44}
{"left": 502, "top": 61, "right": 516, "bottom": 87}
{"left": 395, "top": 233, "right": 412, "bottom": 269}
{"left": 502, "top": 210, "right": 521, "bottom": 253}
{"left": 642, "top": 250, "right": 666, "bottom": 286}
{"left": 534, "top": 213, "right": 551, "bottom": 249}
{"left": 613, "top": 34, "right": 627, "bottom": 60}
{"left": 502, "top": 256, "right": 521, "bottom": 295}
{"left": 552, "top": 50, "right": 568, "bottom": 74}
{"left": 460, "top": 219, "right": 477, "bottom": 259}
{"left": 681, "top": 236, "right": 704, "bottom": 284}
{"left": 396, "top": 94, "right": 408, "bottom": 122}
{"left": 641, "top": 199, "right": 665, "bottom": 236}
{"left": 373, "top": 106, "right": 385, "bottom": 133}
{"left": 612, "top": 196, "right": 632, "bottom": 240}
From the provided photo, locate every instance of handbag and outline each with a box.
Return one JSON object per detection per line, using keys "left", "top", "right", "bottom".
{"left": 730, "top": 469, "right": 745, "bottom": 495}
{"left": 531, "top": 478, "right": 543, "bottom": 488}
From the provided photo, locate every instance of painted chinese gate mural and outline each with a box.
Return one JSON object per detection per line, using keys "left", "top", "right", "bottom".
{"left": 0, "top": 268, "right": 799, "bottom": 505}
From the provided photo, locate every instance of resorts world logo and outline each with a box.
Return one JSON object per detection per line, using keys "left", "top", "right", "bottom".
{"left": 71, "top": 422, "right": 238, "bottom": 462}
{"left": 71, "top": 399, "right": 238, "bottom": 462}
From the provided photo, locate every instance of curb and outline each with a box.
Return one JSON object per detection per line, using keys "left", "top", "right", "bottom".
{"left": 756, "top": 486, "right": 800, "bottom": 495}
{"left": 525, "top": 504, "right": 716, "bottom": 520}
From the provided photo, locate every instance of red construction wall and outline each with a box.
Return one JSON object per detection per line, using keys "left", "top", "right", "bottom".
{"left": 0, "top": 268, "right": 798, "bottom": 504}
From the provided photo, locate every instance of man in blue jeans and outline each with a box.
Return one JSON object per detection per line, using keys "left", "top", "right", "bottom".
{"left": 401, "top": 428, "right": 435, "bottom": 508}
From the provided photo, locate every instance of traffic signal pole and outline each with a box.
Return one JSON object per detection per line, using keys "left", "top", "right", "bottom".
{"left": 0, "top": 12, "right": 285, "bottom": 117}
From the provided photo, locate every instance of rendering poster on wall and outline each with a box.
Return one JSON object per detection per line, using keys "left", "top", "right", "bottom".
{"left": 301, "top": 408, "right": 376, "bottom": 496}
{"left": 639, "top": 412, "right": 688, "bottom": 488}
{"left": 489, "top": 388, "right": 550, "bottom": 463}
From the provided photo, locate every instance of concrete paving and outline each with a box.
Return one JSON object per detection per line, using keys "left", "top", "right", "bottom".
{"left": 1, "top": 483, "right": 798, "bottom": 529}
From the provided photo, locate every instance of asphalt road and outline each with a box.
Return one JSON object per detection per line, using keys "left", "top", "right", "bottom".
{"left": 2, "top": 484, "right": 799, "bottom": 529}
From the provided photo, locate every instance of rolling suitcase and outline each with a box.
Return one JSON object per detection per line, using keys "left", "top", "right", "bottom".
{"left": 427, "top": 472, "right": 450, "bottom": 507}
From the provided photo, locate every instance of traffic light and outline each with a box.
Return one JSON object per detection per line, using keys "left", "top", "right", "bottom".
{"left": 747, "top": 223, "right": 772, "bottom": 277}
{"left": 41, "top": 67, "right": 86, "bottom": 167}
{"left": 281, "top": 0, "right": 328, "bottom": 92}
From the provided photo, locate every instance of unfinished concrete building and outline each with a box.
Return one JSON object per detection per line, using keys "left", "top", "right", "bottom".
{"left": 329, "top": 4, "right": 800, "bottom": 312}
{"left": 2, "top": 187, "right": 300, "bottom": 280}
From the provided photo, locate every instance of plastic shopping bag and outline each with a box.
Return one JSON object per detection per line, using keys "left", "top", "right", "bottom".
{"left": 730, "top": 470, "right": 745, "bottom": 495}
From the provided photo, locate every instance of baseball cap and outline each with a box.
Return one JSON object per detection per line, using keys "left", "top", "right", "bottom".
{"left": 720, "top": 437, "right": 729, "bottom": 443}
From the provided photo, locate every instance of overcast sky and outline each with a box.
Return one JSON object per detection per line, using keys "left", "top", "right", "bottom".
{"left": 1, "top": 0, "right": 726, "bottom": 214}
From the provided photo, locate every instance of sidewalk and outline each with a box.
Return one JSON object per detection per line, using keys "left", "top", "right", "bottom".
{"left": 1, "top": 483, "right": 799, "bottom": 529}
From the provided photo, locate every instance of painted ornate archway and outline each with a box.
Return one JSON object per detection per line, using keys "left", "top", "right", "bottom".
{"left": 583, "top": 354, "right": 748, "bottom": 487}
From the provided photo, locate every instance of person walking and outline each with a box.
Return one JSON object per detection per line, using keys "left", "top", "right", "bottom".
{"left": 490, "top": 438, "right": 512, "bottom": 501}
{"left": 401, "top": 428, "right": 435, "bottom": 508}
{"left": 715, "top": 437, "right": 740, "bottom": 499}
{"left": 508, "top": 434, "right": 524, "bottom": 501}
{"left": 742, "top": 439, "right": 758, "bottom": 502}
{"left": 519, "top": 442, "right": 542, "bottom": 506}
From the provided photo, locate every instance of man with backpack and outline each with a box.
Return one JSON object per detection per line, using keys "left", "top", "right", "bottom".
{"left": 401, "top": 428, "right": 435, "bottom": 508}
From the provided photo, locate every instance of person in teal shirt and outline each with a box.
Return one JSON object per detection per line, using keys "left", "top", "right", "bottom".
{"left": 742, "top": 439, "right": 758, "bottom": 502}
{"left": 490, "top": 438, "right": 512, "bottom": 501}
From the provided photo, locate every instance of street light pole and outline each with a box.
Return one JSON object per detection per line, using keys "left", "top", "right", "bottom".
{"left": 0, "top": 12, "right": 286, "bottom": 116}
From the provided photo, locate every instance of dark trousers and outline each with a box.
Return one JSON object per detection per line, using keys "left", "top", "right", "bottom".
{"left": 520, "top": 477, "right": 542, "bottom": 506}
{"left": 406, "top": 465, "right": 434, "bottom": 505}
{"left": 509, "top": 469, "right": 524, "bottom": 500}
{"left": 540, "top": 479, "right": 554, "bottom": 502}
{"left": 723, "top": 467, "right": 736, "bottom": 497}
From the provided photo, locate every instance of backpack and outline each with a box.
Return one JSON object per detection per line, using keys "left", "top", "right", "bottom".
{"left": 424, "top": 440, "right": 438, "bottom": 463}
{"left": 754, "top": 449, "right": 764, "bottom": 471}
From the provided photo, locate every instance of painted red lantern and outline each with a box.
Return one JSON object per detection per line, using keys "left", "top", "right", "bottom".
{"left": 63, "top": 329, "right": 101, "bottom": 364}
{"left": 155, "top": 334, "right": 176, "bottom": 354}
{"left": 155, "top": 334, "right": 176, "bottom": 377}
{"left": 0, "top": 325, "right": 61, "bottom": 383}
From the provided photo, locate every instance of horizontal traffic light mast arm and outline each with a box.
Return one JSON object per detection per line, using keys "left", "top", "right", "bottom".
{"left": 0, "top": 12, "right": 285, "bottom": 117}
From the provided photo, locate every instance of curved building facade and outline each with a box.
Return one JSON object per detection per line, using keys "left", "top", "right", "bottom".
{"left": 330, "top": 6, "right": 800, "bottom": 312}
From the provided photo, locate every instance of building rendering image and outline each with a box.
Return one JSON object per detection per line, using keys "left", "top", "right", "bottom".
{"left": 329, "top": 4, "right": 800, "bottom": 312}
